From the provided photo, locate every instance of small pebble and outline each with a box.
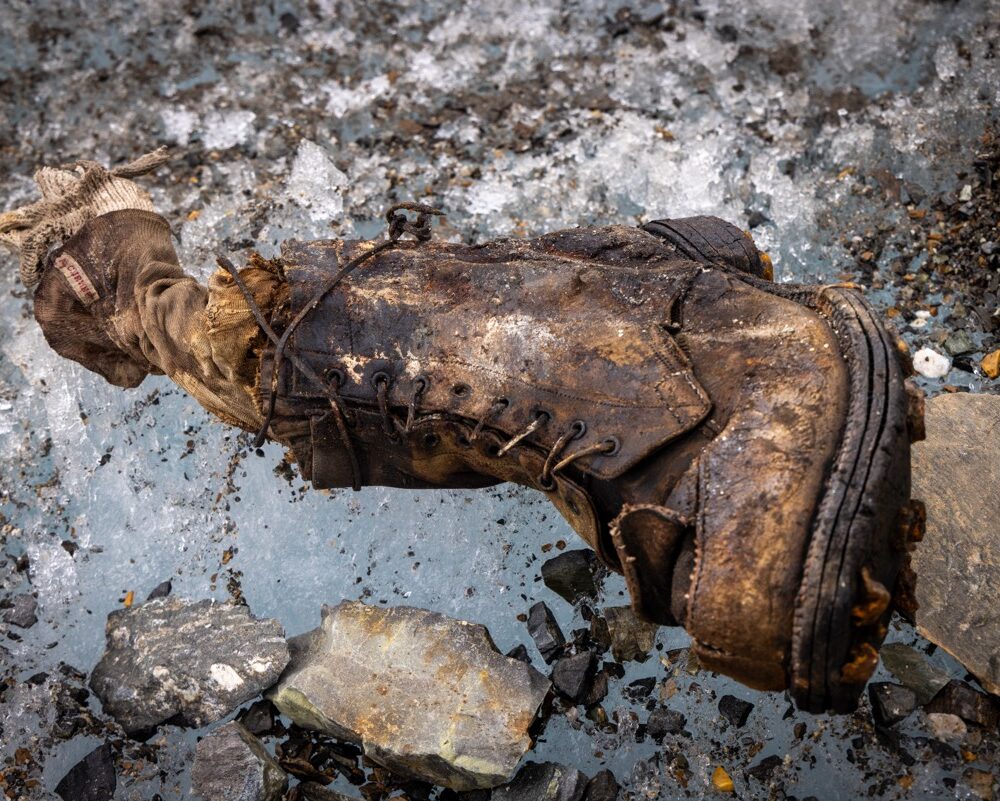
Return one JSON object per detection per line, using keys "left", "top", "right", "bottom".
{"left": 913, "top": 347, "right": 951, "bottom": 378}
{"left": 980, "top": 348, "right": 1000, "bottom": 379}
{"left": 712, "top": 766, "right": 735, "bottom": 794}
{"left": 926, "top": 712, "right": 967, "bottom": 742}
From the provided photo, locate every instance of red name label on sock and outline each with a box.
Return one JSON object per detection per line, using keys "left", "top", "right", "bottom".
{"left": 53, "top": 253, "right": 100, "bottom": 305}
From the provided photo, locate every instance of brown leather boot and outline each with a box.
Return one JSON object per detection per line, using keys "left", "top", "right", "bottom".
{"left": 254, "top": 215, "right": 921, "bottom": 713}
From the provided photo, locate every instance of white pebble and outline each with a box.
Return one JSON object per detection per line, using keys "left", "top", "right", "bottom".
{"left": 913, "top": 347, "right": 951, "bottom": 379}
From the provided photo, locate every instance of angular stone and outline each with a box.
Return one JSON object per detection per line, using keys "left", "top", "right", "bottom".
{"left": 924, "top": 680, "right": 1000, "bottom": 729}
{"left": 745, "top": 755, "right": 782, "bottom": 783}
{"left": 912, "top": 394, "right": 1000, "bottom": 696}
{"left": 584, "top": 769, "right": 620, "bottom": 801}
{"left": 3, "top": 593, "right": 38, "bottom": 628}
{"left": 982, "top": 348, "right": 1000, "bottom": 379}
{"left": 54, "top": 743, "right": 116, "bottom": 801}
{"left": 878, "top": 643, "right": 950, "bottom": 705}
{"left": 646, "top": 707, "right": 686, "bottom": 741}
{"left": 541, "top": 550, "right": 603, "bottom": 603}
{"left": 581, "top": 669, "right": 609, "bottom": 708}
{"left": 624, "top": 677, "right": 656, "bottom": 701}
{"left": 89, "top": 598, "right": 290, "bottom": 734}
{"left": 239, "top": 699, "right": 278, "bottom": 736}
{"left": 492, "top": 762, "right": 588, "bottom": 801}
{"left": 718, "top": 695, "right": 754, "bottom": 728}
{"left": 506, "top": 644, "right": 531, "bottom": 664}
{"left": 868, "top": 682, "right": 917, "bottom": 727}
{"left": 527, "top": 602, "right": 566, "bottom": 663}
{"left": 944, "top": 330, "right": 974, "bottom": 356}
{"left": 146, "top": 579, "right": 173, "bottom": 600}
{"left": 268, "top": 602, "right": 549, "bottom": 791}
{"left": 191, "top": 721, "right": 287, "bottom": 801}
{"left": 602, "top": 606, "right": 658, "bottom": 663}
{"left": 551, "top": 651, "right": 596, "bottom": 703}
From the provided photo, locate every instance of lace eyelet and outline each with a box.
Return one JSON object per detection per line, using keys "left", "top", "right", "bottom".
{"left": 603, "top": 436, "right": 622, "bottom": 456}
{"left": 371, "top": 371, "right": 391, "bottom": 388}
{"left": 324, "top": 367, "right": 346, "bottom": 387}
{"left": 452, "top": 383, "right": 471, "bottom": 397}
{"left": 537, "top": 474, "right": 557, "bottom": 492}
{"left": 486, "top": 443, "right": 502, "bottom": 458}
{"left": 532, "top": 408, "right": 552, "bottom": 424}
{"left": 457, "top": 433, "right": 472, "bottom": 448}
{"left": 423, "top": 432, "right": 440, "bottom": 448}
{"left": 414, "top": 375, "right": 429, "bottom": 392}
{"left": 570, "top": 420, "right": 587, "bottom": 438}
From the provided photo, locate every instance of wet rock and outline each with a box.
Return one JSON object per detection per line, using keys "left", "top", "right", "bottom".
{"left": 868, "top": 682, "right": 917, "bottom": 727}
{"left": 926, "top": 712, "right": 967, "bottom": 742}
{"left": 745, "top": 755, "right": 782, "bottom": 783}
{"left": 602, "top": 606, "right": 658, "bottom": 663}
{"left": 588, "top": 615, "right": 612, "bottom": 655}
{"left": 298, "top": 783, "right": 360, "bottom": 801}
{"left": 191, "top": 721, "right": 287, "bottom": 801}
{"left": 584, "top": 769, "right": 620, "bottom": 801}
{"left": 646, "top": 707, "right": 686, "bottom": 740}
{"left": 3, "top": 593, "right": 38, "bottom": 628}
{"left": 551, "top": 651, "right": 596, "bottom": 703}
{"left": 925, "top": 680, "right": 1000, "bottom": 729}
{"left": 506, "top": 643, "right": 532, "bottom": 664}
{"left": 912, "top": 347, "right": 951, "bottom": 378}
{"left": 527, "top": 601, "right": 566, "bottom": 663}
{"left": 718, "top": 695, "right": 754, "bottom": 728}
{"left": 912, "top": 393, "right": 1000, "bottom": 695}
{"left": 89, "top": 598, "right": 290, "bottom": 734}
{"left": 879, "top": 643, "right": 951, "bottom": 705}
{"left": 146, "top": 579, "right": 172, "bottom": 600}
{"left": 54, "top": 743, "right": 116, "bottom": 801}
{"left": 269, "top": 602, "right": 549, "bottom": 791}
{"left": 492, "top": 761, "right": 588, "bottom": 801}
{"left": 624, "top": 677, "right": 656, "bottom": 701}
{"left": 541, "top": 550, "right": 602, "bottom": 603}
{"left": 582, "top": 669, "right": 609, "bottom": 707}
{"left": 239, "top": 699, "right": 278, "bottom": 736}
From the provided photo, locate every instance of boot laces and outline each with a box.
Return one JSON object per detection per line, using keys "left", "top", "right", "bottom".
{"left": 218, "top": 202, "right": 444, "bottom": 491}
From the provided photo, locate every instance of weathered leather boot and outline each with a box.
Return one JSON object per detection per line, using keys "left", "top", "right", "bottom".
{"left": 253, "top": 215, "right": 922, "bottom": 713}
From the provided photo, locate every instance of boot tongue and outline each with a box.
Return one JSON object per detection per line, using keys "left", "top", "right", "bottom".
{"left": 611, "top": 504, "right": 690, "bottom": 626}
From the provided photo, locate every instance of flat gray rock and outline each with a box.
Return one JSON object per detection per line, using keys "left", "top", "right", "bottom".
{"left": 269, "top": 601, "right": 550, "bottom": 791}
{"left": 89, "top": 598, "right": 290, "bottom": 734}
{"left": 3, "top": 593, "right": 38, "bottom": 628}
{"left": 191, "top": 721, "right": 287, "bottom": 801}
{"left": 911, "top": 393, "right": 1000, "bottom": 695}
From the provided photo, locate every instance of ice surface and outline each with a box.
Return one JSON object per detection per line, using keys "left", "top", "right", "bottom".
{"left": 286, "top": 140, "right": 348, "bottom": 223}
{"left": 1, "top": 0, "right": 999, "bottom": 798}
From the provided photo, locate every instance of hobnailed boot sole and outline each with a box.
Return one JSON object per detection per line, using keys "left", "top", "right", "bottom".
{"left": 782, "top": 283, "right": 915, "bottom": 713}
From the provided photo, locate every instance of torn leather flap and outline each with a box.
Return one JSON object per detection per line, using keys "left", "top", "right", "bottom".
{"left": 612, "top": 504, "right": 690, "bottom": 625}
{"left": 264, "top": 236, "right": 712, "bottom": 480}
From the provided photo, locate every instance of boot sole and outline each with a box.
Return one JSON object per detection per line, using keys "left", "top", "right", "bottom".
{"left": 786, "top": 285, "right": 912, "bottom": 713}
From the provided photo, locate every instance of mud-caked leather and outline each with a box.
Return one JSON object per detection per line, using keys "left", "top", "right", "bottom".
{"left": 258, "top": 216, "right": 921, "bottom": 713}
